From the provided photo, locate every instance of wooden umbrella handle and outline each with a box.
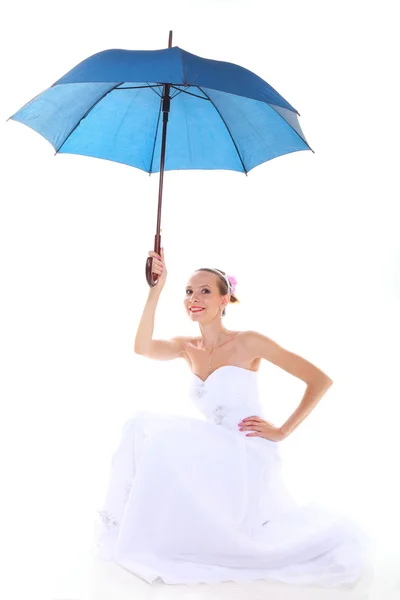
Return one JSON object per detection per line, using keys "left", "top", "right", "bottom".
{"left": 145, "top": 234, "right": 162, "bottom": 287}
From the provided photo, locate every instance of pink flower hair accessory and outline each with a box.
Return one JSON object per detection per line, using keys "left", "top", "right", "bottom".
{"left": 227, "top": 274, "right": 237, "bottom": 295}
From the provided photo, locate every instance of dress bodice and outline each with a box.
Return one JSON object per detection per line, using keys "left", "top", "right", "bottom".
{"left": 189, "top": 365, "right": 265, "bottom": 432}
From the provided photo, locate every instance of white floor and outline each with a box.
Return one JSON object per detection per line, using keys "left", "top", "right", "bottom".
{"left": 2, "top": 530, "right": 399, "bottom": 600}
{"left": 3, "top": 429, "right": 399, "bottom": 600}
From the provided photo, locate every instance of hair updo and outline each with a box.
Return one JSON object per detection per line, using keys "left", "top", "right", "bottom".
{"left": 195, "top": 268, "right": 240, "bottom": 317}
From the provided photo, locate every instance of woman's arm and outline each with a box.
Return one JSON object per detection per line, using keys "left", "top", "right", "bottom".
{"left": 241, "top": 331, "right": 333, "bottom": 437}
{"left": 134, "top": 249, "right": 187, "bottom": 361}
{"left": 134, "top": 287, "right": 187, "bottom": 360}
{"left": 279, "top": 379, "right": 333, "bottom": 437}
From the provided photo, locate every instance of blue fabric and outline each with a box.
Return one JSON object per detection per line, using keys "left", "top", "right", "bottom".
{"left": 10, "top": 47, "right": 311, "bottom": 173}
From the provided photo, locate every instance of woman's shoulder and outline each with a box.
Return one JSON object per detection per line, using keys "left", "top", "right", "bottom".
{"left": 235, "top": 329, "right": 261, "bottom": 343}
{"left": 236, "top": 330, "right": 277, "bottom": 347}
{"left": 235, "top": 330, "right": 278, "bottom": 354}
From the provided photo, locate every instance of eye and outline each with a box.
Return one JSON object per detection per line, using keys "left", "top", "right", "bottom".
{"left": 185, "top": 288, "right": 210, "bottom": 294}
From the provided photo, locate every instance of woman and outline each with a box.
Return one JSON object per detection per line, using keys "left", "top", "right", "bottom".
{"left": 95, "top": 249, "right": 369, "bottom": 587}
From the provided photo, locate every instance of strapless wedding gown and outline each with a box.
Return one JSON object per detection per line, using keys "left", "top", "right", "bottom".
{"left": 94, "top": 365, "right": 369, "bottom": 587}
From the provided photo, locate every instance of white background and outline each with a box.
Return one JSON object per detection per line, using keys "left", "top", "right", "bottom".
{"left": 0, "top": 1, "right": 399, "bottom": 598}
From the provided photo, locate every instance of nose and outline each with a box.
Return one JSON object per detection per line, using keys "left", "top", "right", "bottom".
{"left": 188, "top": 294, "right": 201, "bottom": 306}
{"left": 188, "top": 291, "right": 199, "bottom": 302}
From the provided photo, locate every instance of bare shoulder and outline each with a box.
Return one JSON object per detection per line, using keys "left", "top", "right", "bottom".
{"left": 234, "top": 329, "right": 272, "bottom": 357}
{"left": 239, "top": 330, "right": 333, "bottom": 385}
{"left": 236, "top": 329, "right": 271, "bottom": 347}
{"left": 239, "top": 329, "right": 296, "bottom": 361}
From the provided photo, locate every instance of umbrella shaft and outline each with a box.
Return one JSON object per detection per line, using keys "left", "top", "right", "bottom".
{"left": 155, "top": 83, "right": 171, "bottom": 250}
{"left": 150, "top": 32, "right": 173, "bottom": 270}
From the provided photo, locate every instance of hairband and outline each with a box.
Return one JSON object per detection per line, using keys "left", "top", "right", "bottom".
{"left": 211, "top": 269, "right": 237, "bottom": 295}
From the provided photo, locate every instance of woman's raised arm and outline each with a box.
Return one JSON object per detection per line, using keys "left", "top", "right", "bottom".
{"left": 134, "top": 249, "right": 187, "bottom": 361}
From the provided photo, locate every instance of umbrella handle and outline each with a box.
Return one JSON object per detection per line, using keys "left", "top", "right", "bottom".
{"left": 145, "top": 234, "right": 162, "bottom": 287}
{"left": 146, "top": 257, "right": 158, "bottom": 287}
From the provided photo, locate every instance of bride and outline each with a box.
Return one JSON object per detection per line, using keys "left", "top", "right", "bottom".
{"left": 94, "top": 248, "right": 370, "bottom": 587}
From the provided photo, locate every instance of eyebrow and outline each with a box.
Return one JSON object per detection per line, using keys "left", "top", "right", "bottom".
{"left": 186, "top": 284, "right": 211, "bottom": 289}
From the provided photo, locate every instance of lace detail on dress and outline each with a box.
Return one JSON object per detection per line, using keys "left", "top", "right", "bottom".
{"left": 98, "top": 510, "right": 118, "bottom": 529}
{"left": 190, "top": 366, "right": 262, "bottom": 432}
{"left": 195, "top": 381, "right": 207, "bottom": 398}
{"left": 212, "top": 404, "right": 230, "bottom": 426}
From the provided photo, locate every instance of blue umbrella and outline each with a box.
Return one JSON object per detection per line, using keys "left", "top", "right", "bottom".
{"left": 9, "top": 32, "right": 313, "bottom": 286}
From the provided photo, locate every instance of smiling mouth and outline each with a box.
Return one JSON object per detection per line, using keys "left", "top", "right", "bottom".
{"left": 190, "top": 307, "right": 205, "bottom": 313}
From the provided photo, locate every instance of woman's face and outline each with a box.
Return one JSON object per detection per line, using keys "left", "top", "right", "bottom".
{"left": 184, "top": 271, "right": 227, "bottom": 322}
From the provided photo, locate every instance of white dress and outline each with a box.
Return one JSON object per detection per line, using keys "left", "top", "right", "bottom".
{"left": 94, "top": 365, "right": 369, "bottom": 587}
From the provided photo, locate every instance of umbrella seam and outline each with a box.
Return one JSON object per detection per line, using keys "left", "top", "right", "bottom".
{"left": 197, "top": 87, "right": 248, "bottom": 175}
{"left": 177, "top": 48, "right": 297, "bottom": 112}
{"left": 55, "top": 82, "right": 124, "bottom": 154}
{"left": 178, "top": 48, "right": 187, "bottom": 86}
{"left": 268, "top": 104, "right": 314, "bottom": 153}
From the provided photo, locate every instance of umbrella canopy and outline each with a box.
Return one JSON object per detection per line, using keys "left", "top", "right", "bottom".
{"left": 10, "top": 46, "right": 312, "bottom": 174}
{"left": 10, "top": 34, "right": 313, "bottom": 286}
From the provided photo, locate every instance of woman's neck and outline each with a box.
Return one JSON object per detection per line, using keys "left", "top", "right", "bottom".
{"left": 199, "top": 323, "right": 229, "bottom": 349}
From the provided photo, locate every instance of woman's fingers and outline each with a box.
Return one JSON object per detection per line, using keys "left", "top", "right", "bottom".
{"left": 147, "top": 250, "right": 164, "bottom": 275}
{"left": 152, "top": 261, "right": 163, "bottom": 275}
{"left": 148, "top": 251, "right": 162, "bottom": 264}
